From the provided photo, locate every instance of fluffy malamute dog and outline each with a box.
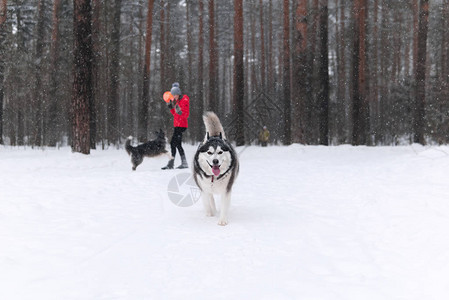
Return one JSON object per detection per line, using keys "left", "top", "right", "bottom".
{"left": 125, "top": 130, "right": 171, "bottom": 170}
{"left": 193, "top": 112, "right": 239, "bottom": 226}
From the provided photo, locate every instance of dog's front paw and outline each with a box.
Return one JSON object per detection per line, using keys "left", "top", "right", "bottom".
{"left": 217, "top": 219, "right": 228, "bottom": 226}
{"left": 206, "top": 211, "right": 215, "bottom": 217}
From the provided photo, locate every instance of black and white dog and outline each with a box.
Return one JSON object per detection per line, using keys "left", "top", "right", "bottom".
{"left": 193, "top": 112, "right": 239, "bottom": 226}
{"left": 125, "top": 130, "right": 171, "bottom": 170}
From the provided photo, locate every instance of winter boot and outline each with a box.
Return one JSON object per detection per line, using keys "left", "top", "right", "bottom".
{"left": 176, "top": 154, "right": 189, "bottom": 169}
{"left": 161, "top": 159, "right": 174, "bottom": 170}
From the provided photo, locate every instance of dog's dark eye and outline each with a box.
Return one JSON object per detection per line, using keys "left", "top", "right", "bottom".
{"left": 207, "top": 151, "right": 213, "bottom": 155}
{"left": 218, "top": 151, "right": 223, "bottom": 155}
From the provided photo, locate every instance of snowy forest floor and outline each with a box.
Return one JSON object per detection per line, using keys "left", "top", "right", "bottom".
{"left": 1, "top": 144, "right": 449, "bottom": 299}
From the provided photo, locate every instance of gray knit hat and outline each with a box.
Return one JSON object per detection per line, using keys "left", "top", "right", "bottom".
{"left": 170, "top": 82, "right": 182, "bottom": 96}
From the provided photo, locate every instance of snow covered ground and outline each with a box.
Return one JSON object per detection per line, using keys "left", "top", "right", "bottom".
{"left": 1, "top": 144, "right": 449, "bottom": 299}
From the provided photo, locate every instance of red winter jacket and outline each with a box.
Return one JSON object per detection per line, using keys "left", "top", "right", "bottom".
{"left": 170, "top": 95, "right": 190, "bottom": 128}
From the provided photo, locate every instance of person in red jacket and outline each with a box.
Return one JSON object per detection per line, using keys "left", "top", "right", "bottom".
{"left": 162, "top": 82, "right": 190, "bottom": 169}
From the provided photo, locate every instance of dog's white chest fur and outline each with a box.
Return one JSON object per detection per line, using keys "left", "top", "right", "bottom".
{"left": 192, "top": 112, "right": 239, "bottom": 226}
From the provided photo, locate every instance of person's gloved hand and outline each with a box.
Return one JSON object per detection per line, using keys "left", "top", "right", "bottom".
{"left": 167, "top": 100, "right": 174, "bottom": 109}
{"left": 175, "top": 104, "right": 182, "bottom": 115}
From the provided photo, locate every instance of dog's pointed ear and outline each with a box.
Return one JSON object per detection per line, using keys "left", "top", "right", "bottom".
{"left": 206, "top": 132, "right": 210, "bottom": 140}
{"left": 219, "top": 132, "right": 222, "bottom": 139}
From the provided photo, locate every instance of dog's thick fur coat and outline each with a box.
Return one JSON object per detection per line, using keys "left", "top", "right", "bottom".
{"left": 125, "top": 130, "right": 170, "bottom": 170}
{"left": 193, "top": 112, "right": 239, "bottom": 226}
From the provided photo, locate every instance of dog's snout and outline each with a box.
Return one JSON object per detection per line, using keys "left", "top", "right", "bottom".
{"left": 213, "top": 159, "right": 219, "bottom": 165}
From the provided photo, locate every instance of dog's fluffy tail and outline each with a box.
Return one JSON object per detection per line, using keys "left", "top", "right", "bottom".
{"left": 125, "top": 136, "right": 133, "bottom": 155}
{"left": 203, "top": 111, "right": 225, "bottom": 140}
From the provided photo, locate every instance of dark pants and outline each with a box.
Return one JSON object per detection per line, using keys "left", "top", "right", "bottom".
{"left": 170, "top": 127, "right": 187, "bottom": 158}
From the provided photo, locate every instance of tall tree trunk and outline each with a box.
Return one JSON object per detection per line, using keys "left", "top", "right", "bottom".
{"left": 108, "top": 0, "right": 121, "bottom": 145}
{"left": 186, "top": 0, "right": 196, "bottom": 140}
{"left": 33, "top": 0, "right": 46, "bottom": 146}
{"left": 351, "top": 0, "right": 368, "bottom": 145}
{"left": 267, "top": 0, "right": 274, "bottom": 93}
{"left": 307, "top": 0, "right": 319, "bottom": 144}
{"left": 372, "top": 0, "right": 381, "bottom": 144}
{"left": 47, "top": 0, "right": 62, "bottom": 147}
{"left": 414, "top": 0, "right": 429, "bottom": 145}
{"left": 282, "top": 0, "right": 291, "bottom": 145}
{"left": 259, "top": 0, "right": 266, "bottom": 90}
{"left": 233, "top": 0, "right": 244, "bottom": 146}
{"left": 160, "top": 0, "right": 166, "bottom": 89}
{"left": 72, "top": 0, "right": 93, "bottom": 154}
{"left": 292, "top": 0, "right": 307, "bottom": 144}
{"left": 186, "top": 0, "right": 193, "bottom": 92}
{"left": 197, "top": 0, "right": 205, "bottom": 142}
{"left": 0, "top": 0, "right": 7, "bottom": 145}
{"left": 441, "top": 0, "right": 449, "bottom": 84}
{"left": 412, "top": 0, "right": 419, "bottom": 77}
{"left": 250, "top": 0, "right": 257, "bottom": 99}
{"left": 139, "top": 0, "right": 154, "bottom": 141}
{"left": 337, "top": 0, "right": 347, "bottom": 143}
{"left": 208, "top": 0, "right": 218, "bottom": 112}
{"left": 91, "top": 0, "right": 101, "bottom": 148}
{"left": 318, "top": 0, "right": 329, "bottom": 145}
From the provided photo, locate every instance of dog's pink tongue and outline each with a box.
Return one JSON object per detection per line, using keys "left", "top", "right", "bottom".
{"left": 212, "top": 166, "right": 220, "bottom": 176}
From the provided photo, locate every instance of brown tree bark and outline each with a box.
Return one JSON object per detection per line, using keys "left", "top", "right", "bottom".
{"left": 32, "top": 0, "right": 46, "bottom": 146}
{"left": 91, "top": 0, "right": 101, "bottom": 148}
{"left": 282, "top": 0, "right": 291, "bottom": 145}
{"left": 108, "top": 0, "right": 121, "bottom": 145}
{"left": 351, "top": 0, "right": 368, "bottom": 145}
{"left": 160, "top": 0, "right": 166, "bottom": 89}
{"left": 414, "top": 0, "right": 429, "bottom": 145}
{"left": 292, "top": 0, "right": 307, "bottom": 144}
{"left": 197, "top": 0, "right": 205, "bottom": 142}
{"left": 72, "top": 0, "right": 93, "bottom": 154}
{"left": 267, "top": 0, "right": 274, "bottom": 93}
{"left": 233, "top": 0, "right": 245, "bottom": 146}
{"left": 208, "top": 0, "right": 218, "bottom": 112}
{"left": 139, "top": 0, "right": 155, "bottom": 141}
{"left": 336, "top": 0, "right": 347, "bottom": 143}
{"left": 47, "top": 0, "right": 62, "bottom": 147}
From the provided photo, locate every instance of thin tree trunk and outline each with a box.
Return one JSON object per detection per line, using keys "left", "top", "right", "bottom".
{"left": 233, "top": 0, "right": 244, "bottom": 146}
{"left": 108, "top": 0, "right": 121, "bottom": 145}
{"left": 372, "top": 0, "right": 381, "bottom": 144}
{"left": 0, "top": 0, "right": 7, "bottom": 145}
{"left": 351, "top": 0, "right": 368, "bottom": 145}
{"left": 160, "top": 0, "right": 166, "bottom": 89}
{"left": 197, "top": 0, "right": 205, "bottom": 142}
{"left": 414, "top": 0, "right": 429, "bottom": 145}
{"left": 267, "top": 0, "right": 274, "bottom": 93}
{"left": 91, "top": 0, "right": 101, "bottom": 148}
{"left": 250, "top": 0, "right": 257, "bottom": 98}
{"left": 186, "top": 0, "right": 196, "bottom": 140}
{"left": 441, "top": 0, "right": 449, "bottom": 84}
{"left": 33, "top": 0, "right": 46, "bottom": 146}
{"left": 337, "top": 0, "right": 347, "bottom": 143}
{"left": 139, "top": 0, "right": 155, "bottom": 141}
{"left": 47, "top": 0, "right": 62, "bottom": 147}
{"left": 282, "top": 0, "right": 291, "bottom": 145}
{"left": 318, "top": 0, "right": 329, "bottom": 145}
{"left": 208, "top": 0, "right": 218, "bottom": 112}
{"left": 259, "top": 0, "right": 266, "bottom": 90}
{"left": 412, "top": 0, "right": 419, "bottom": 77}
{"left": 72, "top": 0, "right": 93, "bottom": 154}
